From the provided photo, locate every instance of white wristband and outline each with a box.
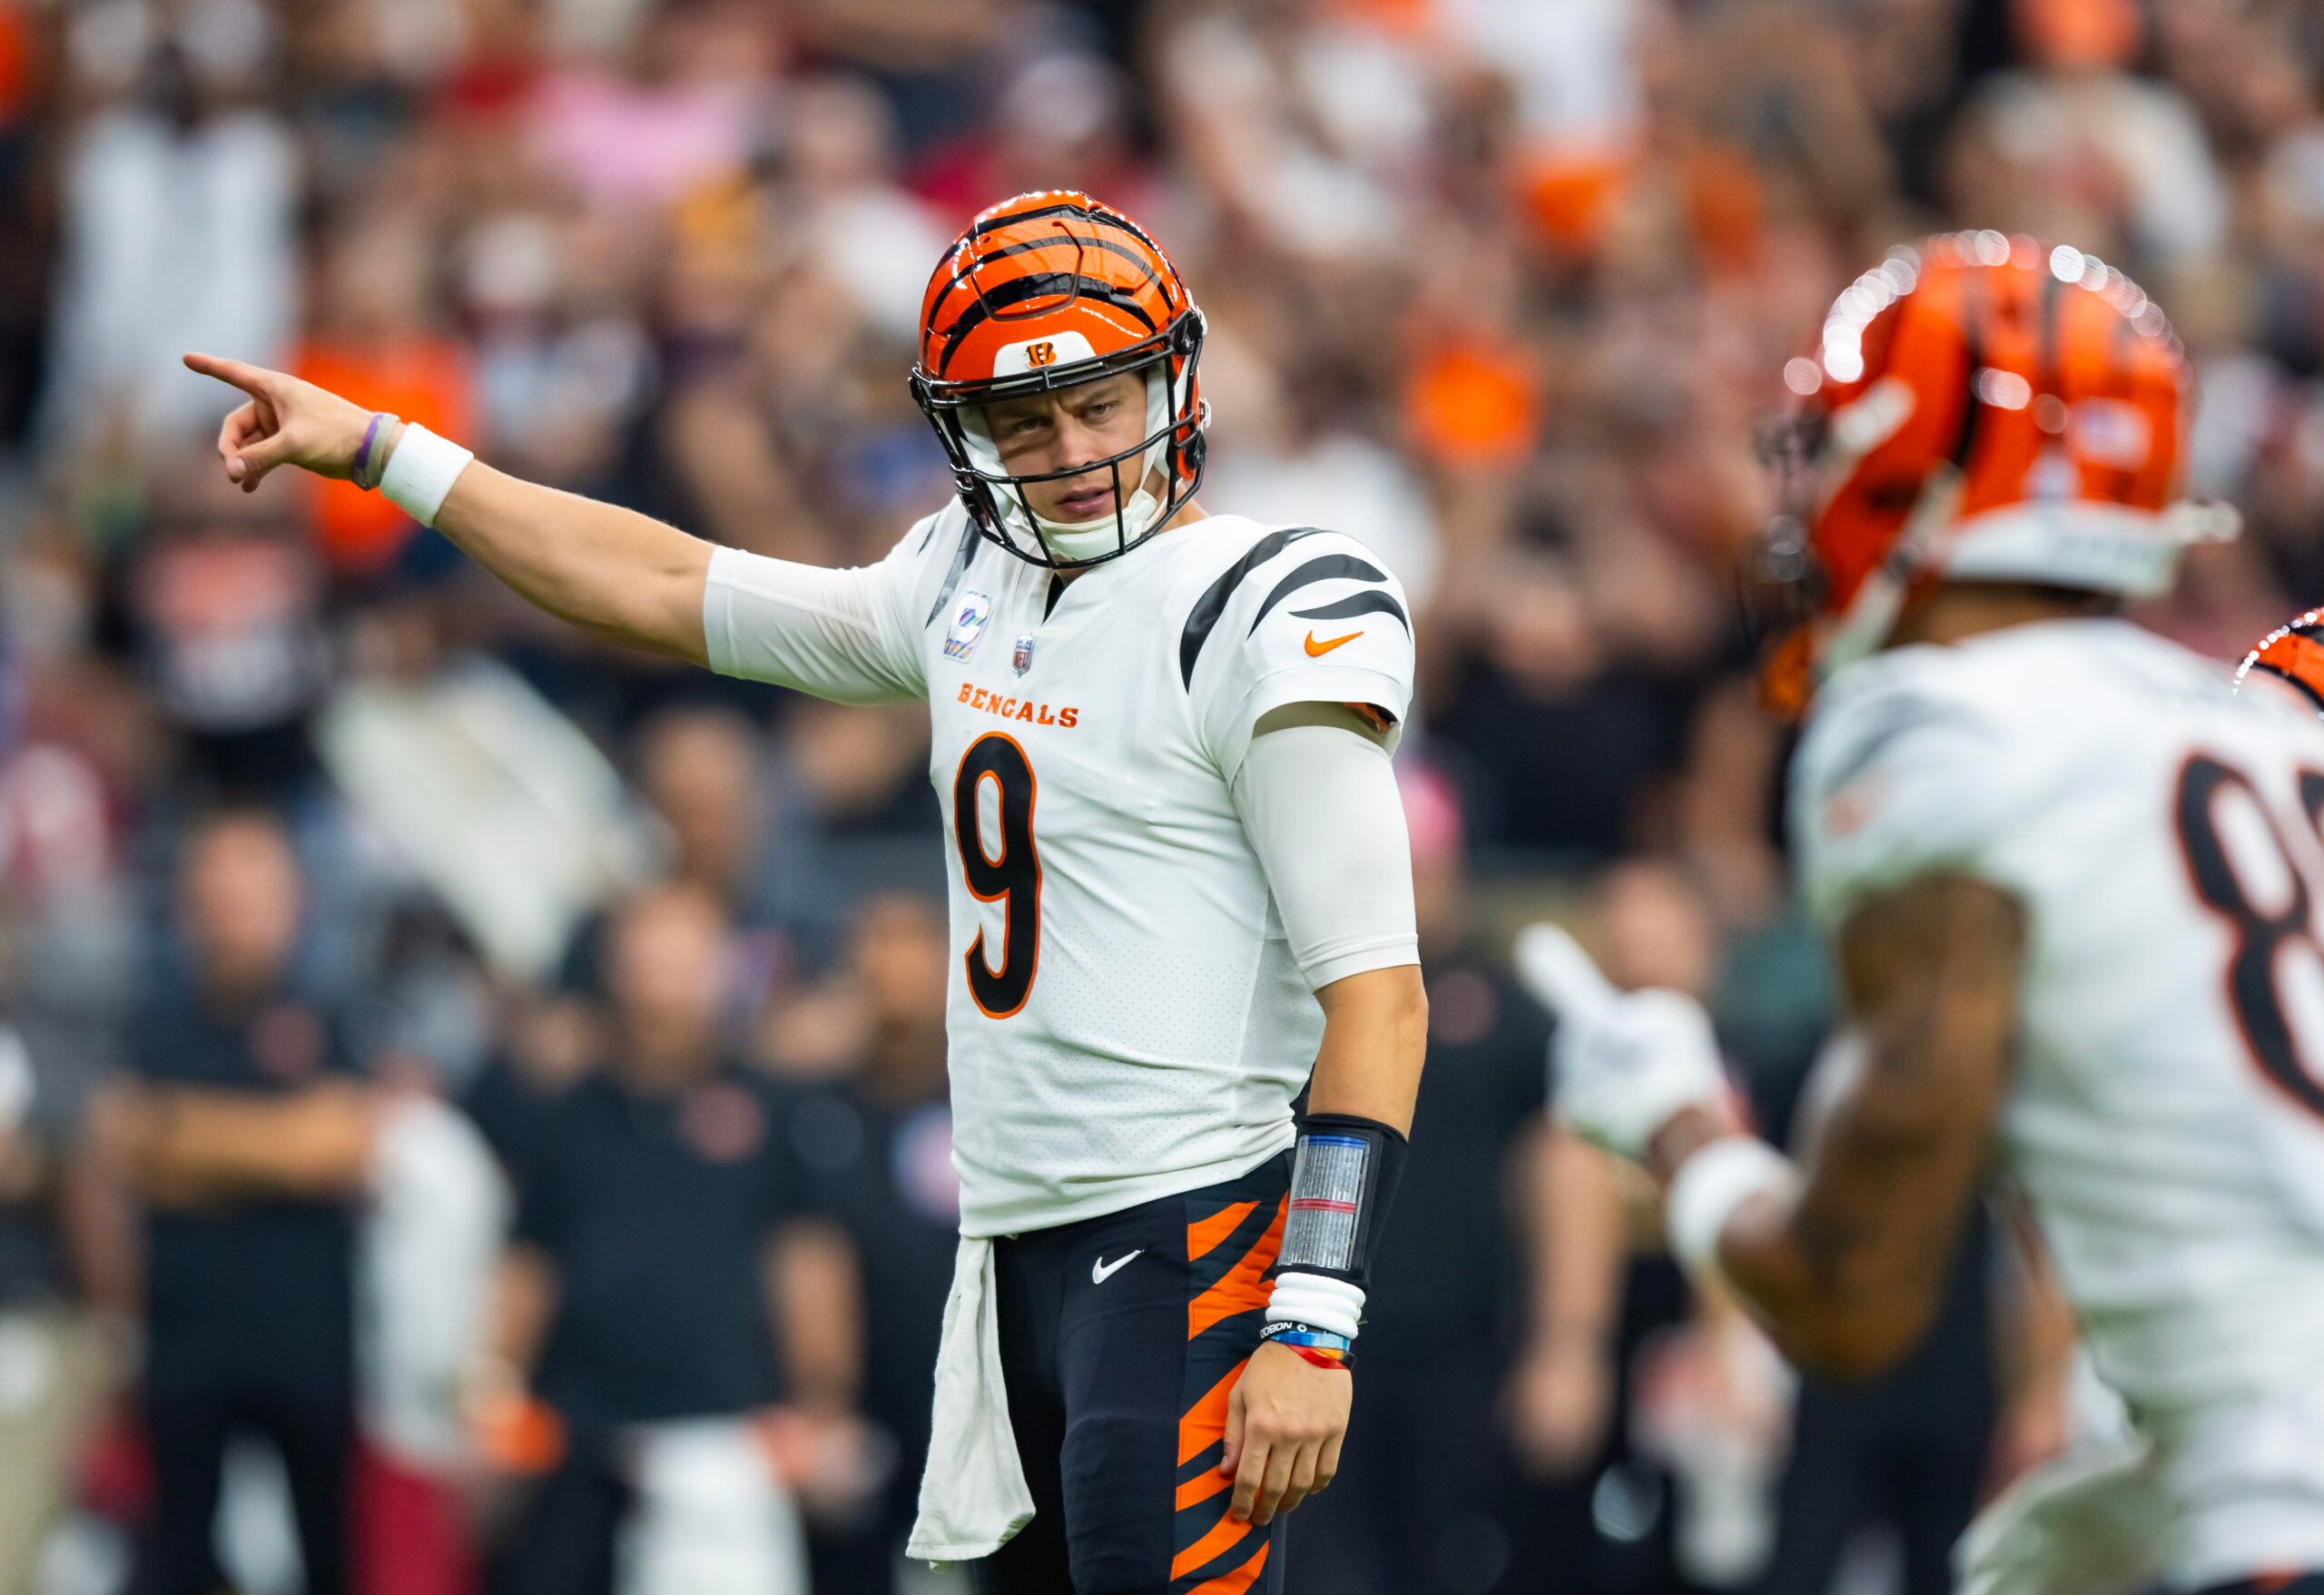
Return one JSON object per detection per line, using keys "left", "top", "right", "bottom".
{"left": 1665, "top": 1137, "right": 1796, "bottom": 1284}
{"left": 379, "top": 423, "right": 475, "bottom": 528}
{"left": 1265, "top": 1270, "right": 1365, "bottom": 1340}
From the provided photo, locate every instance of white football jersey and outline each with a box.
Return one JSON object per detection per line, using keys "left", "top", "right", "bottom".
{"left": 1792, "top": 617, "right": 2324, "bottom": 1587}
{"left": 704, "top": 507, "right": 1416, "bottom": 1237}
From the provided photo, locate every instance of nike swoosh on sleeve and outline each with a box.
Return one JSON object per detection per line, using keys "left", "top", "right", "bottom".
{"left": 1304, "top": 630, "right": 1362, "bottom": 656}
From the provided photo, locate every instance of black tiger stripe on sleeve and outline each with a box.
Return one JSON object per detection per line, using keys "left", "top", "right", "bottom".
{"left": 1245, "top": 554, "right": 1388, "bottom": 635}
{"left": 1178, "top": 527, "right": 1329, "bottom": 688}
{"left": 1291, "top": 587, "right": 1409, "bottom": 635}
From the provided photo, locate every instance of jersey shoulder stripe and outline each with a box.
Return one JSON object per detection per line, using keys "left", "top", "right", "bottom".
{"left": 1246, "top": 553, "right": 1397, "bottom": 636}
{"left": 1177, "top": 526, "right": 1409, "bottom": 688}
{"left": 1285, "top": 586, "right": 1409, "bottom": 633}
{"left": 1179, "top": 526, "right": 1333, "bottom": 687}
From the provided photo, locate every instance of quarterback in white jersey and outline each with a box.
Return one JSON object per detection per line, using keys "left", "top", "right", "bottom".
{"left": 1522, "top": 232, "right": 2324, "bottom": 1594}
{"left": 186, "top": 190, "right": 1428, "bottom": 1595}
{"left": 707, "top": 502, "right": 1415, "bottom": 1239}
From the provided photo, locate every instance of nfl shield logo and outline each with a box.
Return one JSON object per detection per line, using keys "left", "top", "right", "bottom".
{"left": 1012, "top": 634, "right": 1036, "bottom": 676}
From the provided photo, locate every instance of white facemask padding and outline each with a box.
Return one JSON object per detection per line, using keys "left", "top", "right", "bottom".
{"left": 956, "top": 362, "right": 1184, "bottom": 564}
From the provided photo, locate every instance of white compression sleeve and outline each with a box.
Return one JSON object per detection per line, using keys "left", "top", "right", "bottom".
{"left": 700, "top": 544, "right": 922, "bottom": 704}
{"left": 1231, "top": 707, "right": 1419, "bottom": 990}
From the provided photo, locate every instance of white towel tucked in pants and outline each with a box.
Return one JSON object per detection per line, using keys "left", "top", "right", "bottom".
{"left": 907, "top": 1236, "right": 1037, "bottom": 1562}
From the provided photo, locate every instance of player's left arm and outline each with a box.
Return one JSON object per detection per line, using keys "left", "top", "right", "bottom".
{"left": 1653, "top": 871, "right": 2025, "bottom": 1380}
{"left": 1220, "top": 701, "right": 1426, "bottom": 1525}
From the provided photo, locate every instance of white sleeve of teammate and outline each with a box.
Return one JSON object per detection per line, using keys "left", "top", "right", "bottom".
{"left": 1232, "top": 708, "right": 1419, "bottom": 989}
{"left": 1191, "top": 532, "right": 1417, "bottom": 782}
{"left": 699, "top": 523, "right": 934, "bottom": 704}
{"left": 1789, "top": 674, "right": 2019, "bottom": 930}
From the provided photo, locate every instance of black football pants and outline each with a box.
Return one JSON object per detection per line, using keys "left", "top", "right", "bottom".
{"left": 974, "top": 1152, "right": 1294, "bottom": 1595}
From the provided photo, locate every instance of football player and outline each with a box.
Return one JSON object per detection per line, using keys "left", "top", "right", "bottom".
{"left": 185, "top": 190, "right": 1427, "bottom": 1595}
{"left": 1521, "top": 231, "right": 2324, "bottom": 1594}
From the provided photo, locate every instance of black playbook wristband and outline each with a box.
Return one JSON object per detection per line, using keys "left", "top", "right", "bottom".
{"left": 1275, "top": 1112, "right": 1409, "bottom": 1288}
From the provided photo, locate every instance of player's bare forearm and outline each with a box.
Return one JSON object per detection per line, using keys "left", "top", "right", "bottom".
{"left": 182, "top": 353, "right": 715, "bottom": 664}
{"left": 428, "top": 453, "right": 714, "bottom": 663}
{"left": 1307, "top": 963, "right": 1427, "bottom": 1134}
{"left": 1685, "top": 873, "right": 2024, "bottom": 1380}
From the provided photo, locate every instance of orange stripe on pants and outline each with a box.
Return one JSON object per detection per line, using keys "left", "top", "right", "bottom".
{"left": 1182, "top": 1537, "right": 1270, "bottom": 1594}
{"left": 1187, "top": 1196, "right": 1285, "bottom": 1342}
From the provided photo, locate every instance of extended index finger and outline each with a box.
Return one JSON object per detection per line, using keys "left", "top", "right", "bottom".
{"left": 1512, "top": 922, "right": 1621, "bottom": 1024}
{"left": 182, "top": 351, "right": 278, "bottom": 399}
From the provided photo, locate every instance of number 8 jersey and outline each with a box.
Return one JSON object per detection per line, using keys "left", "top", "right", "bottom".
{"left": 703, "top": 507, "right": 1416, "bottom": 1238}
{"left": 1791, "top": 615, "right": 2324, "bottom": 1588}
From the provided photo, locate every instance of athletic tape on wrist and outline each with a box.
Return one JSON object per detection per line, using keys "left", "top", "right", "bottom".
{"left": 380, "top": 423, "right": 475, "bottom": 528}
{"left": 1665, "top": 1136, "right": 1797, "bottom": 1284}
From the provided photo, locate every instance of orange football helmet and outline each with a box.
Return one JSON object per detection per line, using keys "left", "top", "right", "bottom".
{"left": 1752, "top": 231, "right": 2237, "bottom": 709}
{"left": 911, "top": 191, "right": 1208, "bottom": 569}
{"left": 2238, "top": 611, "right": 2324, "bottom": 718}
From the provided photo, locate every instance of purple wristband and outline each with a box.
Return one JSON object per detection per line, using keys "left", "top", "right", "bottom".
{"left": 352, "top": 412, "right": 387, "bottom": 490}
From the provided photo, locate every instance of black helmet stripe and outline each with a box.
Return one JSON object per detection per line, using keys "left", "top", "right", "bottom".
{"left": 969, "top": 201, "right": 1167, "bottom": 261}
{"left": 934, "top": 272, "right": 1160, "bottom": 376}
{"left": 921, "top": 234, "right": 1168, "bottom": 341}
{"left": 974, "top": 233, "right": 1167, "bottom": 296}
{"left": 926, "top": 202, "right": 1181, "bottom": 335}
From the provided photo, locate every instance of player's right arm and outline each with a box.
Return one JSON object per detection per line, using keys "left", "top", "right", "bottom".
{"left": 1521, "top": 671, "right": 2029, "bottom": 1381}
{"left": 182, "top": 352, "right": 926, "bottom": 700}
{"left": 1664, "top": 871, "right": 2024, "bottom": 1379}
{"left": 186, "top": 352, "right": 715, "bottom": 661}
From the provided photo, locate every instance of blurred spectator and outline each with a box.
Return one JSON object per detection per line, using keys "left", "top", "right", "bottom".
{"left": 103, "top": 455, "right": 330, "bottom": 806}
{"left": 553, "top": 704, "right": 822, "bottom": 1008}
{"left": 473, "top": 883, "right": 853, "bottom": 1595}
{"left": 1290, "top": 764, "right": 1569, "bottom": 1595}
{"left": 291, "top": 214, "right": 477, "bottom": 586}
{"left": 97, "top": 807, "right": 374, "bottom": 1595}
{"left": 0, "top": 1011, "right": 115, "bottom": 1590}
{"left": 778, "top": 891, "right": 954, "bottom": 1595}
{"left": 40, "top": 0, "right": 299, "bottom": 452}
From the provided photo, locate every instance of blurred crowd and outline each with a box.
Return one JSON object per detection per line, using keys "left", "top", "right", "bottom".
{"left": 0, "top": 0, "right": 2320, "bottom": 1590}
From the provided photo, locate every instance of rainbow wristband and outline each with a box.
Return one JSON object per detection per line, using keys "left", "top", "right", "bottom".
{"left": 1260, "top": 1321, "right": 1355, "bottom": 1368}
{"left": 350, "top": 412, "right": 397, "bottom": 490}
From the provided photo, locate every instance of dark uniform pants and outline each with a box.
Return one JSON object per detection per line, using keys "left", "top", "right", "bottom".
{"left": 974, "top": 1153, "right": 1293, "bottom": 1595}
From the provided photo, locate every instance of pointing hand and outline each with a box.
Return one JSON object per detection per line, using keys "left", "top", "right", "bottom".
{"left": 182, "top": 351, "right": 388, "bottom": 494}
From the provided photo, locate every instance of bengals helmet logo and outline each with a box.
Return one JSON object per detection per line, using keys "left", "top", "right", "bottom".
{"left": 2237, "top": 609, "right": 2324, "bottom": 716}
{"left": 1025, "top": 340, "right": 1058, "bottom": 367}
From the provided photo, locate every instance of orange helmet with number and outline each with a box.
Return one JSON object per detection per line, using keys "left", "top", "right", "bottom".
{"left": 1751, "top": 231, "right": 2237, "bottom": 710}
{"left": 910, "top": 191, "right": 1208, "bottom": 569}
